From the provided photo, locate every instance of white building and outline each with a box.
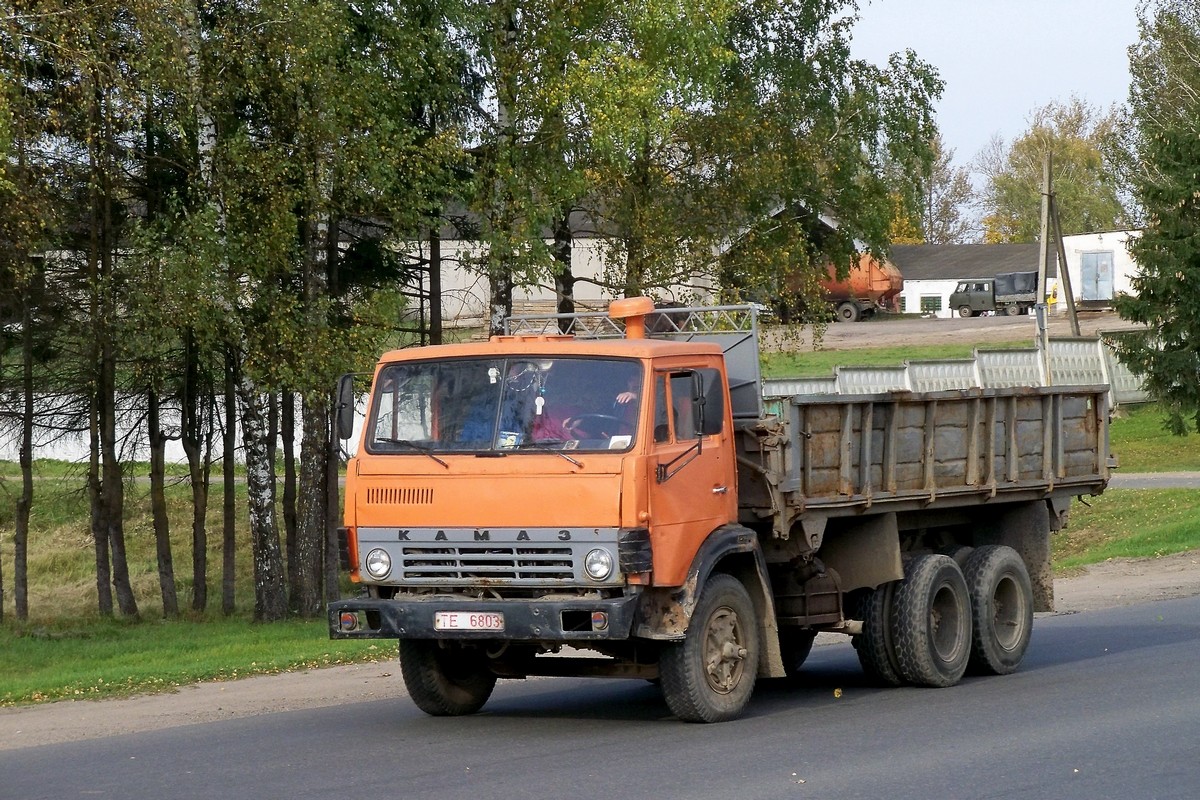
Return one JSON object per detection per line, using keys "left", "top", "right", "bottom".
{"left": 889, "top": 243, "right": 1057, "bottom": 319}
{"left": 1056, "top": 230, "right": 1140, "bottom": 310}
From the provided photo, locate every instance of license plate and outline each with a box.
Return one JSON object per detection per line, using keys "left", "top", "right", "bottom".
{"left": 434, "top": 611, "right": 505, "bottom": 632}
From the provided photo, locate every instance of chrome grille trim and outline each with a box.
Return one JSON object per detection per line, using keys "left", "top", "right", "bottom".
{"left": 356, "top": 526, "right": 622, "bottom": 588}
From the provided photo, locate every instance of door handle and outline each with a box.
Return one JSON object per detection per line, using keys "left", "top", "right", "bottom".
{"left": 712, "top": 486, "right": 728, "bottom": 495}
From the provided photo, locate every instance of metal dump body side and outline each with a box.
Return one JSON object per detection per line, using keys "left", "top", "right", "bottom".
{"left": 506, "top": 303, "right": 1114, "bottom": 529}
{"left": 735, "top": 384, "right": 1110, "bottom": 533}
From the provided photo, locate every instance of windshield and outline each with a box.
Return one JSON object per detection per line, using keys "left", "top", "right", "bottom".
{"left": 366, "top": 356, "right": 643, "bottom": 454}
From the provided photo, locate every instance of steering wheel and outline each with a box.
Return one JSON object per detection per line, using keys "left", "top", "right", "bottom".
{"left": 565, "top": 413, "right": 623, "bottom": 438}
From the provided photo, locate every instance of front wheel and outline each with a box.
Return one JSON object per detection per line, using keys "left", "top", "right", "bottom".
{"left": 399, "top": 639, "right": 498, "bottom": 716}
{"left": 660, "top": 574, "right": 760, "bottom": 723}
{"left": 957, "top": 305, "right": 973, "bottom": 318}
{"left": 835, "top": 302, "right": 861, "bottom": 323}
{"left": 962, "top": 545, "right": 1034, "bottom": 675}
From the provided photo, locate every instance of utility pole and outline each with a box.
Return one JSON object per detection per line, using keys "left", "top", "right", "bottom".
{"left": 1036, "top": 153, "right": 1053, "bottom": 385}
{"left": 1050, "top": 199, "right": 1082, "bottom": 337}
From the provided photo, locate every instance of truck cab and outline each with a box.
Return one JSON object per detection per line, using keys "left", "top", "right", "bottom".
{"left": 949, "top": 279, "right": 993, "bottom": 317}
{"left": 331, "top": 298, "right": 763, "bottom": 720}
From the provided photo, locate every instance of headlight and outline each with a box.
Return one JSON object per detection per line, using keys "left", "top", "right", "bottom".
{"left": 364, "top": 548, "right": 392, "bottom": 579}
{"left": 584, "top": 548, "right": 614, "bottom": 581}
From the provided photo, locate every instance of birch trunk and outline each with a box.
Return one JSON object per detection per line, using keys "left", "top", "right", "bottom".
{"left": 237, "top": 375, "right": 287, "bottom": 622}
{"left": 13, "top": 273, "right": 35, "bottom": 620}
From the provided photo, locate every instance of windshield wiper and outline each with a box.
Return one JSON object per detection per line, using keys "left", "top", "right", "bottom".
{"left": 516, "top": 441, "right": 583, "bottom": 467}
{"left": 375, "top": 437, "right": 449, "bottom": 468}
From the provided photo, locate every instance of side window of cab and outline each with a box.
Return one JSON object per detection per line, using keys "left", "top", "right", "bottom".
{"left": 654, "top": 368, "right": 725, "bottom": 442}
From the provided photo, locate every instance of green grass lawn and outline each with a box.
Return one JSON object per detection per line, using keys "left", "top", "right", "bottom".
{"left": 1108, "top": 404, "right": 1200, "bottom": 472}
{"left": 0, "top": 616, "right": 388, "bottom": 705}
{"left": 761, "top": 343, "right": 1020, "bottom": 378}
{"left": 1057, "top": 489, "right": 1200, "bottom": 571}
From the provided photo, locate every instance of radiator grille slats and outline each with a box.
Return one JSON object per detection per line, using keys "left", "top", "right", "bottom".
{"left": 401, "top": 545, "right": 574, "bottom": 581}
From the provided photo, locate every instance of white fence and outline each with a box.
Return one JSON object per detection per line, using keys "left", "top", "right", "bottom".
{"left": 762, "top": 334, "right": 1147, "bottom": 407}
{"left": 0, "top": 334, "right": 1146, "bottom": 464}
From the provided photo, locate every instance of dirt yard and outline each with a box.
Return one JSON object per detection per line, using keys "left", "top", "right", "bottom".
{"left": 3, "top": 548, "right": 1199, "bottom": 751}
{"left": 764, "top": 308, "right": 1142, "bottom": 352}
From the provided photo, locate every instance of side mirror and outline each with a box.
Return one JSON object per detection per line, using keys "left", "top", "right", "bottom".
{"left": 335, "top": 373, "right": 356, "bottom": 440}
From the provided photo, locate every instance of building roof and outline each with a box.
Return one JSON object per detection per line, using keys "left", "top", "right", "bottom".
{"left": 889, "top": 244, "right": 1057, "bottom": 281}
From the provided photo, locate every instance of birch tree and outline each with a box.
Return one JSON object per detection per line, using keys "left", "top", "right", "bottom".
{"left": 977, "top": 98, "right": 1130, "bottom": 243}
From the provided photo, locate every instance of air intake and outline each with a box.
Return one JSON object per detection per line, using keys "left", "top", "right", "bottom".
{"left": 366, "top": 486, "right": 434, "bottom": 505}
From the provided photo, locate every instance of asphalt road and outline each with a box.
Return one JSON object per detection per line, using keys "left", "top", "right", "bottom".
{"left": 3, "top": 595, "right": 1198, "bottom": 800}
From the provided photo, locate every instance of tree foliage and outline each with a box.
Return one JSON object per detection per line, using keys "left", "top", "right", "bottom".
{"left": 913, "top": 133, "right": 975, "bottom": 244}
{"left": 976, "top": 97, "right": 1130, "bottom": 243}
{"left": 1114, "top": 1, "right": 1200, "bottom": 435}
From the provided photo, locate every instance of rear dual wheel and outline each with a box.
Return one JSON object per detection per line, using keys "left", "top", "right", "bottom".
{"left": 855, "top": 554, "right": 972, "bottom": 688}
{"left": 857, "top": 549, "right": 1033, "bottom": 687}
{"left": 399, "top": 639, "right": 498, "bottom": 716}
{"left": 891, "top": 554, "right": 972, "bottom": 687}
{"left": 962, "top": 545, "right": 1034, "bottom": 674}
{"left": 853, "top": 582, "right": 905, "bottom": 686}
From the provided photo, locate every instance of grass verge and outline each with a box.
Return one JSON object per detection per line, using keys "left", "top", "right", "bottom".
{"left": 761, "top": 342, "right": 1024, "bottom": 378}
{"left": 1057, "top": 489, "right": 1200, "bottom": 572}
{"left": 0, "top": 616, "right": 388, "bottom": 706}
{"left": 1108, "top": 404, "right": 1200, "bottom": 472}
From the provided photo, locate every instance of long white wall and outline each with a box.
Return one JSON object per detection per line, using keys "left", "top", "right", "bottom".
{"left": 407, "top": 237, "right": 717, "bottom": 325}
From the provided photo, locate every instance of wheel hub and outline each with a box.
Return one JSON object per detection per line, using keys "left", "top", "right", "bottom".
{"left": 703, "top": 607, "right": 747, "bottom": 694}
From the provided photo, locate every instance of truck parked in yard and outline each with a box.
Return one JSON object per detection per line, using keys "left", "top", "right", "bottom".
{"left": 949, "top": 270, "right": 1039, "bottom": 317}
{"left": 329, "top": 298, "right": 1110, "bottom": 722}
{"left": 821, "top": 254, "right": 904, "bottom": 322}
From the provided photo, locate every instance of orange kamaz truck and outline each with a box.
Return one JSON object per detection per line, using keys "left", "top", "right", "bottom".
{"left": 329, "top": 298, "right": 1110, "bottom": 722}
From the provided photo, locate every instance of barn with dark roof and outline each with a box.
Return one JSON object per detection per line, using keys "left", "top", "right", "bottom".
{"left": 889, "top": 243, "right": 1059, "bottom": 317}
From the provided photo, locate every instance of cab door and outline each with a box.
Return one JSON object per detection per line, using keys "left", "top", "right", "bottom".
{"left": 973, "top": 281, "right": 992, "bottom": 313}
{"left": 645, "top": 367, "right": 737, "bottom": 585}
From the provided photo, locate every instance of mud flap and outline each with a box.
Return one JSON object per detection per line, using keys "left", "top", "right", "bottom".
{"left": 977, "top": 500, "right": 1055, "bottom": 612}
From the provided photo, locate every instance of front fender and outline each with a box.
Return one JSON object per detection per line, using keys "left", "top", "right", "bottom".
{"left": 634, "top": 524, "right": 785, "bottom": 678}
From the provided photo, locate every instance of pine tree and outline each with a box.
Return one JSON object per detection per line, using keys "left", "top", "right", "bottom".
{"left": 1115, "top": 1, "right": 1200, "bottom": 434}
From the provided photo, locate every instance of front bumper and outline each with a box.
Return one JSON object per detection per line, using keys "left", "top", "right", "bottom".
{"left": 328, "top": 593, "right": 641, "bottom": 642}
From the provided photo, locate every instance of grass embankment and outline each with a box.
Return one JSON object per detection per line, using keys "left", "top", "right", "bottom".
{"left": 0, "top": 617, "right": 387, "bottom": 705}
{"left": 1054, "top": 403, "right": 1200, "bottom": 570}
{"left": 763, "top": 343, "right": 1001, "bottom": 378}
{"left": 1, "top": 350, "right": 1198, "bottom": 706}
